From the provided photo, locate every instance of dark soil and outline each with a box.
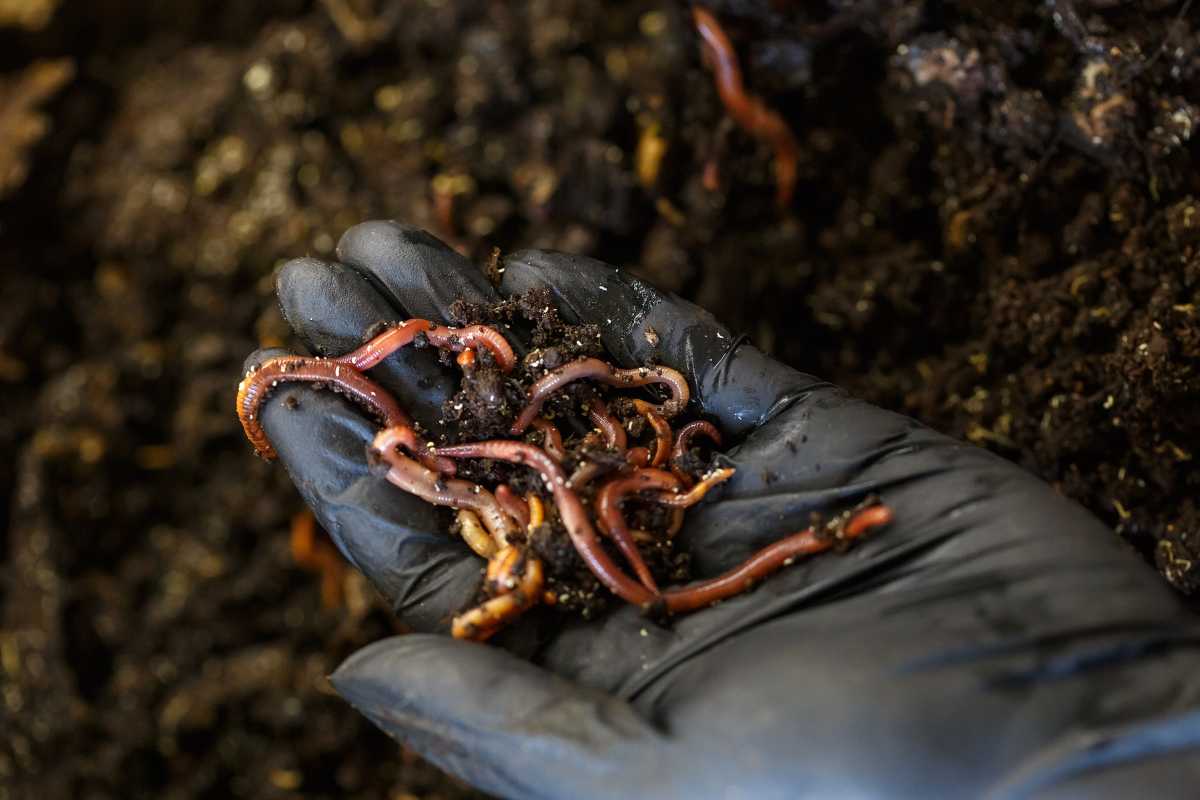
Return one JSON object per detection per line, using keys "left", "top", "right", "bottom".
{"left": 2, "top": 0, "right": 1197, "bottom": 797}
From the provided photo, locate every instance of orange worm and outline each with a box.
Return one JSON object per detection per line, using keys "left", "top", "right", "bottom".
{"left": 649, "top": 467, "right": 736, "bottom": 507}
{"left": 693, "top": 5, "right": 799, "bottom": 209}
{"left": 451, "top": 547, "right": 544, "bottom": 641}
{"left": 632, "top": 399, "right": 673, "bottom": 467}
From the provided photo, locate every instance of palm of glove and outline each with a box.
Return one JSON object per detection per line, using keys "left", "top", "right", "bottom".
{"left": 249, "top": 222, "right": 1198, "bottom": 799}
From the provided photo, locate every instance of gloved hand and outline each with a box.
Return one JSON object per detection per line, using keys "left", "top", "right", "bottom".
{"left": 247, "top": 221, "right": 1200, "bottom": 799}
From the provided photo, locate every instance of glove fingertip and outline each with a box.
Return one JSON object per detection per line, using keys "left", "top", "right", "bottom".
{"left": 275, "top": 256, "right": 400, "bottom": 353}
{"left": 242, "top": 347, "right": 289, "bottom": 376}
{"left": 336, "top": 220, "right": 497, "bottom": 321}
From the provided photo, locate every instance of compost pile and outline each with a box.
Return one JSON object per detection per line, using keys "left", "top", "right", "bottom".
{"left": 2, "top": 1, "right": 1197, "bottom": 797}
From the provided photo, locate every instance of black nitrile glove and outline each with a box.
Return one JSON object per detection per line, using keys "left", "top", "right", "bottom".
{"left": 246, "top": 221, "right": 1200, "bottom": 799}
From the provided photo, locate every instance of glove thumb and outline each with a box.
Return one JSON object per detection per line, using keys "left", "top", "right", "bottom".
{"left": 330, "top": 635, "right": 673, "bottom": 799}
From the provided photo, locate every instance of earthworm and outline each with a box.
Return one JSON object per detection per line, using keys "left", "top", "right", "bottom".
{"left": 566, "top": 459, "right": 614, "bottom": 491}
{"left": 672, "top": 419, "right": 722, "bottom": 461}
{"left": 451, "top": 547, "right": 544, "bottom": 641}
{"left": 596, "top": 469, "right": 690, "bottom": 592}
{"left": 586, "top": 398, "right": 627, "bottom": 451}
{"left": 342, "top": 320, "right": 515, "bottom": 372}
{"left": 371, "top": 427, "right": 518, "bottom": 546}
{"left": 530, "top": 418, "right": 567, "bottom": 462}
{"left": 632, "top": 399, "right": 672, "bottom": 466}
{"left": 665, "top": 508, "right": 686, "bottom": 538}
{"left": 693, "top": 5, "right": 799, "bottom": 209}
{"left": 650, "top": 467, "right": 736, "bottom": 507}
{"left": 494, "top": 484, "right": 530, "bottom": 529}
{"left": 660, "top": 504, "right": 893, "bottom": 614}
{"left": 365, "top": 417, "right": 457, "bottom": 474}
{"left": 670, "top": 419, "right": 723, "bottom": 484}
{"left": 455, "top": 509, "right": 498, "bottom": 558}
{"left": 512, "top": 358, "right": 690, "bottom": 434}
{"left": 425, "top": 324, "right": 516, "bottom": 372}
{"left": 290, "top": 510, "right": 345, "bottom": 609}
{"left": 527, "top": 494, "right": 545, "bottom": 529}
{"left": 237, "top": 355, "right": 449, "bottom": 468}
{"left": 625, "top": 446, "right": 652, "bottom": 467}
{"left": 484, "top": 543, "right": 522, "bottom": 589}
{"left": 435, "top": 440, "right": 656, "bottom": 606}
{"left": 342, "top": 319, "right": 432, "bottom": 370}
{"left": 843, "top": 504, "right": 894, "bottom": 537}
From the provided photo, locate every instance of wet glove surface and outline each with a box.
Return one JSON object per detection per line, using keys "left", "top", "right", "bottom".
{"left": 246, "top": 221, "right": 1200, "bottom": 799}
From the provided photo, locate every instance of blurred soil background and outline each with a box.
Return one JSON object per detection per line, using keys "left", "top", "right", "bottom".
{"left": 0, "top": 0, "right": 1197, "bottom": 797}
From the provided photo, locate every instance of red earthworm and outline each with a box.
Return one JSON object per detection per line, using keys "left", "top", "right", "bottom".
{"left": 596, "top": 469, "right": 690, "bottom": 592}
{"left": 435, "top": 440, "right": 656, "bottom": 606}
{"left": 586, "top": 398, "right": 627, "bottom": 452}
{"left": 456, "top": 349, "right": 476, "bottom": 370}
{"left": 367, "top": 419, "right": 458, "bottom": 475}
{"left": 494, "top": 484, "right": 531, "bottom": 529}
{"left": 342, "top": 320, "right": 515, "bottom": 372}
{"left": 661, "top": 504, "right": 893, "bottom": 614}
{"left": 672, "top": 419, "right": 722, "bottom": 462}
{"left": 425, "top": 324, "right": 516, "bottom": 372}
{"left": 693, "top": 5, "right": 799, "bottom": 209}
{"left": 237, "top": 355, "right": 452, "bottom": 473}
{"left": 566, "top": 459, "right": 613, "bottom": 491}
{"left": 670, "top": 419, "right": 723, "bottom": 484}
{"left": 843, "top": 504, "right": 894, "bottom": 537}
{"left": 650, "top": 467, "right": 736, "bottom": 507}
{"left": 631, "top": 399, "right": 672, "bottom": 466}
{"left": 342, "top": 319, "right": 433, "bottom": 370}
{"left": 530, "top": 418, "right": 567, "bottom": 462}
{"left": 625, "top": 446, "right": 652, "bottom": 467}
{"left": 371, "top": 427, "right": 518, "bottom": 546}
{"left": 512, "top": 358, "right": 690, "bottom": 434}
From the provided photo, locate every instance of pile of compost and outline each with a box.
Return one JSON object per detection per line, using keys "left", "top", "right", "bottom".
{"left": 2, "top": 1, "right": 1196, "bottom": 796}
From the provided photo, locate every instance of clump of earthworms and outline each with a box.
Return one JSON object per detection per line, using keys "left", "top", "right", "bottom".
{"left": 237, "top": 290, "right": 891, "bottom": 641}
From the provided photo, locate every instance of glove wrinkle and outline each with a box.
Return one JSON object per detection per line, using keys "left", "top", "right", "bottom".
{"left": 619, "top": 524, "right": 966, "bottom": 700}
{"left": 989, "top": 707, "right": 1200, "bottom": 799}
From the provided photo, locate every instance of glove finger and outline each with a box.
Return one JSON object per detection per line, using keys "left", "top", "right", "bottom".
{"left": 244, "top": 348, "right": 483, "bottom": 632}
{"left": 499, "top": 249, "right": 814, "bottom": 437}
{"left": 336, "top": 220, "right": 499, "bottom": 322}
{"left": 331, "top": 634, "right": 674, "bottom": 800}
{"left": 276, "top": 257, "right": 459, "bottom": 431}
